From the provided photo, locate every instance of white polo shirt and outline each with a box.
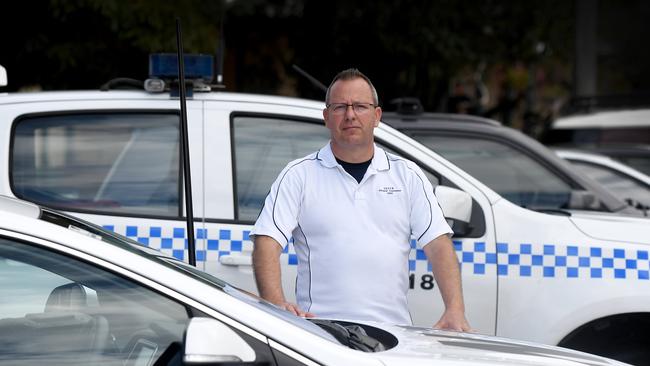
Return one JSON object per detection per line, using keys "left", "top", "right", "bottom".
{"left": 251, "top": 143, "right": 452, "bottom": 325}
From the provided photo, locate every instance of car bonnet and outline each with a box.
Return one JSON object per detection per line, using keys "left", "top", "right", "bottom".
{"left": 374, "top": 325, "right": 628, "bottom": 366}
{"left": 567, "top": 211, "right": 650, "bottom": 245}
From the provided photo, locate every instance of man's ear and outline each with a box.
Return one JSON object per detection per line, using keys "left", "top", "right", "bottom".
{"left": 323, "top": 108, "right": 330, "bottom": 127}
{"left": 374, "top": 106, "right": 382, "bottom": 127}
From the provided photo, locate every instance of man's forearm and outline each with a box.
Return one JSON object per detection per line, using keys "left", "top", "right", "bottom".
{"left": 252, "top": 235, "right": 286, "bottom": 304}
{"left": 423, "top": 234, "right": 465, "bottom": 312}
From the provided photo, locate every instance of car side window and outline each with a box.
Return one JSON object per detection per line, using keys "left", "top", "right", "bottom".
{"left": 0, "top": 237, "right": 189, "bottom": 365}
{"left": 568, "top": 160, "right": 650, "bottom": 207}
{"left": 232, "top": 116, "right": 330, "bottom": 221}
{"left": 416, "top": 134, "right": 575, "bottom": 209}
{"left": 12, "top": 113, "right": 180, "bottom": 217}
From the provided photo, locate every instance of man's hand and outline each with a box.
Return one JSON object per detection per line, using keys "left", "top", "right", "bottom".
{"left": 253, "top": 235, "right": 316, "bottom": 318}
{"left": 275, "top": 301, "right": 316, "bottom": 318}
{"left": 433, "top": 308, "right": 472, "bottom": 332}
{"left": 424, "top": 234, "right": 472, "bottom": 332}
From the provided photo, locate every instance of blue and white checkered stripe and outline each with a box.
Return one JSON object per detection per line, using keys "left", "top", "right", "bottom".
{"left": 105, "top": 225, "right": 650, "bottom": 281}
{"left": 103, "top": 224, "right": 253, "bottom": 262}
{"left": 494, "top": 242, "right": 650, "bottom": 280}
{"left": 408, "top": 240, "right": 498, "bottom": 275}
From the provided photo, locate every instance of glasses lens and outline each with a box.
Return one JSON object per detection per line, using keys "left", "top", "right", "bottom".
{"left": 329, "top": 103, "right": 374, "bottom": 115}
{"left": 353, "top": 103, "right": 371, "bottom": 114}
{"left": 332, "top": 104, "right": 347, "bottom": 114}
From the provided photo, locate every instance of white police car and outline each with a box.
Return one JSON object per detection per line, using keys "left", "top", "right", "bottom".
{"left": 0, "top": 57, "right": 649, "bottom": 364}
{"left": 0, "top": 195, "right": 632, "bottom": 365}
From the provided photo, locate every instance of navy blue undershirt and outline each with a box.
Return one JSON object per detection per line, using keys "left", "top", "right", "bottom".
{"left": 336, "top": 157, "right": 372, "bottom": 183}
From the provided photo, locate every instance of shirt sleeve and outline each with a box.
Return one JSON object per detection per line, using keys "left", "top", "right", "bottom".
{"left": 250, "top": 161, "right": 304, "bottom": 249}
{"left": 408, "top": 162, "right": 453, "bottom": 248}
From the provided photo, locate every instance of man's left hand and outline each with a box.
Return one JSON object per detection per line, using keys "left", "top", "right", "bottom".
{"left": 433, "top": 309, "right": 472, "bottom": 332}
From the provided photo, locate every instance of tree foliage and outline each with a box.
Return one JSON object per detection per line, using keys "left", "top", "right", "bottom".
{"left": 1, "top": 0, "right": 574, "bottom": 113}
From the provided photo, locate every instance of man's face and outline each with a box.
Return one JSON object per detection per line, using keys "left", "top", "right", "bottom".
{"left": 323, "top": 78, "right": 382, "bottom": 151}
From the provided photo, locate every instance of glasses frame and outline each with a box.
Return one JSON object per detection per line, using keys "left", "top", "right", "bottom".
{"left": 326, "top": 102, "right": 378, "bottom": 115}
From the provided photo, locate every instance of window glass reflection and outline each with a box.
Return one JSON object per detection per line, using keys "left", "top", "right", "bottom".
{"left": 0, "top": 239, "right": 189, "bottom": 365}
{"left": 12, "top": 114, "right": 180, "bottom": 216}
{"left": 233, "top": 117, "right": 329, "bottom": 221}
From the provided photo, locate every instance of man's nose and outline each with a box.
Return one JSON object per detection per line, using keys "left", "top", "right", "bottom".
{"left": 344, "top": 104, "right": 356, "bottom": 119}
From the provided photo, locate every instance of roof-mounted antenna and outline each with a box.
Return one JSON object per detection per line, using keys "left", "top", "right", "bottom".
{"left": 292, "top": 64, "right": 327, "bottom": 93}
{"left": 176, "top": 18, "right": 197, "bottom": 267}
{"left": 214, "top": 1, "right": 226, "bottom": 88}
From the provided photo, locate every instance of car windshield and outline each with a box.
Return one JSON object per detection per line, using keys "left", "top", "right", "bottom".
{"left": 37, "top": 207, "right": 341, "bottom": 344}
{"left": 411, "top": 133, "right": 577, "bottom": 210}
{"left": 567, "top": 160, "right": 650, "bottom": 209}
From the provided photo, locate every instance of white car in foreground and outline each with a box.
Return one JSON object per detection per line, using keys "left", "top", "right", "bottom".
{"left": 0, "top": 195, "right": 630, "bottom": 366}
{"left": 555, "top": 149, "right": 650, "bottom": 212}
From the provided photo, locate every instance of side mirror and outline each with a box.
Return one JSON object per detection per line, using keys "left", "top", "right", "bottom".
{"left": 184, "top": 318, "right": 256, "bottom": 365}
{"left": 434, "top": 186, "right": 473, "bottom": 236}
{"left": 0, "top": 65, "right": 7, "bottom": 87}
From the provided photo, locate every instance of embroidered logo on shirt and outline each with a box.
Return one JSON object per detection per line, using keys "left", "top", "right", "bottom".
{"left": 378, "top": 186, "right": 402, "bottom": 195}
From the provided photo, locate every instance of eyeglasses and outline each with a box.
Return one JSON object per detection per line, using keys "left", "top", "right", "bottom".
{"left": 326, "top": 102, "right": 377, "bottom": 115}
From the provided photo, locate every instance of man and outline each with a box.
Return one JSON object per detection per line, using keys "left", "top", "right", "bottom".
{"left": 251, "top": 68, "right": 470, "bottom": 330}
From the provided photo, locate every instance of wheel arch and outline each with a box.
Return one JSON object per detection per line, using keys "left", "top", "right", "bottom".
{"left": 558, "top": 312, "right": 650, "bottom": 365}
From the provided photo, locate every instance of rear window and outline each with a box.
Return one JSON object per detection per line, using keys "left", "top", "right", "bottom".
{"left": 11, "top": 113, "right": 181, "bottom": 217}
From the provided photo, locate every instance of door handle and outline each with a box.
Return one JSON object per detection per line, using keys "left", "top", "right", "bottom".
{"left": 219, "top": 254, "right": 252, "bottom": 266}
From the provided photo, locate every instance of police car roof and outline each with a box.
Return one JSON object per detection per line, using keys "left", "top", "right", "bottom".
{"left": 0, "top": 89, "right": 325, "bottom": 110}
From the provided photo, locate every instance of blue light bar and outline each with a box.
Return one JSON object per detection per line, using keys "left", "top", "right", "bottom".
{"left": 149, "top": 53, "right": 214, "bottom": 82}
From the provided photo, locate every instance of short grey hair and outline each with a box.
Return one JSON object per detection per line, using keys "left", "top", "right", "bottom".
{"left": 325, "top": 68, "right": 379, "bottom": 106}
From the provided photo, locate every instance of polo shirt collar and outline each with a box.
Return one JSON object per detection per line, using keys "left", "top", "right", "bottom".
{"left": 317, "top": 142, "right": 390, "bottom": 171}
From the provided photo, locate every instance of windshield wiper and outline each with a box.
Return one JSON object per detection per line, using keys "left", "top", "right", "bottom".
{"left": 309, "top": 319, "right": 386, "bottom": 352}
